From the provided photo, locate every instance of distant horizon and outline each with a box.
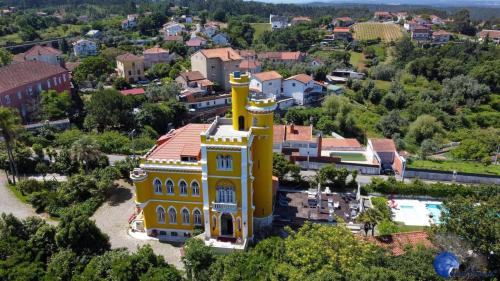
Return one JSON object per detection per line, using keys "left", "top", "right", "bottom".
{"left": 249, "top": 0, "right": 500, "bottom": 8}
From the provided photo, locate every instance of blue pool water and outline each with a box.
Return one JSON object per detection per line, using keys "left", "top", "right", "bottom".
{"left": 426, "top": 203, "right": 442, "bottom": 224}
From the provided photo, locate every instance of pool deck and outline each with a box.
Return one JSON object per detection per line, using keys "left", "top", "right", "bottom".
{"left": 391, "top": 199, "right": 442, "bottom": 227}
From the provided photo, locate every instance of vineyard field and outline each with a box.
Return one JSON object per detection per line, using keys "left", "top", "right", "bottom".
{"left": 353, "top": 23, "right": 404, "bottom": 42}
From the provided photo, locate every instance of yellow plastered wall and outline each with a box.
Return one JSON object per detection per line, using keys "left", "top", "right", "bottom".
{"left": 135, "top": 170, "right": 203, "bottom": 203}
{"left": 206, "top": 150, "right": 242, "bottom": 177}
{"left": 251, "top": 112, "right": 274, "bottom": 218}
{"left": 143, "top": 201, "right": 203, "bottom": 231}
{"left": 230, "top": 73, "right": 251, "bottom": 131}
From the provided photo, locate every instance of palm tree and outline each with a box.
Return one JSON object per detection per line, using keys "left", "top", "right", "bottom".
{"left": 357, "top": 208, "right": 383, "bottom": 236}
{"left": 0, "top": 107, "right": 21, "bottom": 184}
{"left": 70, "top": 136, "right": 102, "bottom": 173}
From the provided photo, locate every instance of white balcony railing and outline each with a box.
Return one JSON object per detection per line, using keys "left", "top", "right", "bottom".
{"left": 212, "top": 201, "right": 237, "bottom": 212}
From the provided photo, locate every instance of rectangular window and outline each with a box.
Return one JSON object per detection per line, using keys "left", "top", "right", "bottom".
{"left": 37, "top": 83, "right": 42, "bottom": 92}
{"left": 53, "top": 77, "right": 58, "bottom": 86}
{"left": 171, "top": 232, "right": 178, "bottom": 237}
{"left": 292, "top": 83, "right": 296, "bottom": 87}
{"left": 17, "top": 92, "right": 22, "bottom": 100}
{"left": 5, "top": 95, "right": 11, "bottom": 104}
{"left": 28, "top": 87, "right": 33, "bottom": 96}
{"left": 47, "top": 80, "right": 51, "bottom": 88}
{"left": 128, "top": 71, "right": 132, "bottom": 76}
{"left": 62, "top": 74, "right": 67, "bottom": 82}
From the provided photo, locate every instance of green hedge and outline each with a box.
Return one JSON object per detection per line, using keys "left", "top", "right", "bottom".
{"left": 362, "top": 177, "right": 499, "bottom": 198}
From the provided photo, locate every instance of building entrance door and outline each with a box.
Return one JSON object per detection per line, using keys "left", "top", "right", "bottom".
{"left": 220, "top": 213, "right": 233, "bottom": 236}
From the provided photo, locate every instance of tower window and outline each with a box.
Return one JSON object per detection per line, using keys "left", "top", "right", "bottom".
{"left": 238, "top": 116, "right": 245, "bottom": 131}
{"left": 216, "top": 155, "right": 232, "bottom": 170}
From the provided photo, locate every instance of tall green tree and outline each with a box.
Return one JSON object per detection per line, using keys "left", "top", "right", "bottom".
{"left": 0, "top": 107, "right": 22, "bottom": 184}
{"left": 40, "top": 90, "right": 72, "bottom": 120}
{"left": 0, "top": 47, "right": 12, "bottom": 66}
{"left": 84, "top": 89, "right": 133, "bottom": 132}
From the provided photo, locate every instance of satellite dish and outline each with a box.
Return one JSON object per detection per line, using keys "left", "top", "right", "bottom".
{"left": 433, "top": 252, "right": 460, "bottom": 278}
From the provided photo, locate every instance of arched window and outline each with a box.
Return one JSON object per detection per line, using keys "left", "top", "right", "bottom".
{"left": 182, "top": 208, "right": 190, "bottom": 224}
{"left": 193, "top": 209, "right": 202, "bottom": 225}
{"left": 216, "top": 187, "right": 235, "bottom": 203}
{"left": 157, "top": 206, "right": 165, "bottom": 223}
{"left": 191, "top": 181, "right": 200, "bottom": 196}
{"left": 168, "top": 207, "right": 177, "bottom": 224}
{"left": 179, "top": 180, "right": 188, "bottom": 195}
{"left": 166, "top": 180, "right": 174, "bottom": 194}
{"left": 153, "top": 178, "right": 162, "bottom": 194}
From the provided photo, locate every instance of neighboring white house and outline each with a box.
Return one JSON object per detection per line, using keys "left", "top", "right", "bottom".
{"left": 163, "top": 22, "right": 185, "bottom": 36}
{"left": 122, "top": 14, "right": 138, "bottom": 29}
{"left": 86, "top": 29, "right": 101, "bottom": 38}
{"left": 283, "top": 74, "right": 325, "bottom": 106}
{"left": 430, "top": 15, "right": 444, "bottom": 25}
{"left": 211, "top": 33, "right": 229, "bottom": 46}
{"left": 270, "top": 14, "right": 288, "bottom": 30}
{"left": 73, "top": 39, "right": 98, "bottom": 57}
{"left": 250, "top": 71, "right": 282, "bottom": 96}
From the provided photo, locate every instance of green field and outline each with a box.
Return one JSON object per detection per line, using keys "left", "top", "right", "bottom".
{"left": 353, "top": 22, "right": 404, "bottom": 42}
{"left": 374, "top": 80, "right": 391, "bottom": 91}
{"left": 330, "top": 152, "right": 367, "bottom": 162}
{"left": 251, "top": 23, "right": 271, "bottom": 40}
{"left": 409, "top": 159, "right": 500, "bottom": 175}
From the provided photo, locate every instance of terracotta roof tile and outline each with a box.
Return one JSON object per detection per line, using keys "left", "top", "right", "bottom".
{"left": 259, "top": 51, "right": 303, "bottom": 61}
{"left": 179, "top": 71, "right": 205, "bottom": 82}
{"left": 321, "top": 138, "right": 361, "bottom": 149}
{"left": 165, "top": 35, "right": 183, "bottom": 41}
{"left": 146, "top": 124, "right": 211, "bottom": 161}
{"left": 144, "top": 47, "right": 168, "bottom": 54}
{"left": 362, "top": 231, "right": 435, "bottom": 256}
{"left": 370, "top": 139, "right": 396, "bottom": 152}
{"left": 239, "top": 59, "right": 261, "bottom": 70}
{"left": 335, "top": 17, "right": 353, "bottom": 21}
{"left": 120, "top": 88, "right": 145, "bottom": 96}
{"left": 116, "top": 53, "right": 142, "bottom": 62}
{"left": 285, "top": 73, "right": 313, "bottom": 84}
{"left": 25, "top": 45, "right": 62, "bottom": 56}
{"left": 186, "top": 38, "right": 205, "bottom": 47}
{"left": 433, "top": 30, "right": 451, "bottom": 36}
{"left": 273, "top": 124, "right": 313, "bottom": 142}
{"left": 478, "top": 29, "right": 500, "bottom": 38}
{"left": 334, "top": 27, "right": 351, "bottom": 33}
{"left": 199, "top": 47, "right": 242, "bottom": 61}
{"left": 253, "top": 71, "right": 282, "bottom": 82}
{"left": 0, "top": 61, "right": 68, "bottom": 93}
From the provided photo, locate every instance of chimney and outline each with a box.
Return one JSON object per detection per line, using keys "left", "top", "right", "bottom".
{"left": 317, "top": 133, "right": 322, "bottom": 157}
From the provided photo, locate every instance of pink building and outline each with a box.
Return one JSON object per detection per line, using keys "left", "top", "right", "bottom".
{"left": 0, "top": 61, "right": 71, "bottom": 120}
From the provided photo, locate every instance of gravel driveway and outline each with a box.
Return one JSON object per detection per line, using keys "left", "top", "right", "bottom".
{"left": 0, "top": 172, "right": 55, "bottom": 224}
{"left": 92, "top": 180, "right": 184, "bottom": 269}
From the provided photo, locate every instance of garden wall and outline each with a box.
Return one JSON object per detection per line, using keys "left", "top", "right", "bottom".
{"left": 404, "top": 168, "right": 500, "bottom": 184}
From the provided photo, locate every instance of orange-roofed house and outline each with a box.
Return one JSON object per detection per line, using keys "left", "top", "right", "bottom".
{"left": 478, "top": 30, "right": 500, "bottom": 44}
{"left": 190, "top": 47, "right": 242, "bottom": 91}
{"left": 333, "top": 27, "right": 352, "bottom": 41}
{"left": 13, "top": 45, "right": 64, "bottom": 67}
{"left": 116, "top": 53, "right": 145, "bottom": 83}
{"left": 143, "top": 46, "right": 171, "bottom": 68}
{"left": 272, "top": 124, "right": 318, "bottom": 156}
{"left": 432, "top": 30, "right": 451, "bottom": 44}
{"left": 239, "top": 59, "right": 262, "bottom": 74}
{"left": 250, "top": 71, "right": 282, "bottom": 96}
{"left": 257, "top": 51, "right": 305, "bottom": 64}
{"left": 374, "top": 11, "right": 393, "bottom": 21}
{"left": 129, "top": 71, "right": 278, "bottom": 249}
{"left": 283, "top": 73, "right": 325, "bottom": 105}
{"left": 333, "top": 17, "right": 355, "bottom": 27}
{"left": 367, "top": 138, "right": 397, "bottom": 169}
{"left": 291, "top": 16, "right": 311, "bottom": 25}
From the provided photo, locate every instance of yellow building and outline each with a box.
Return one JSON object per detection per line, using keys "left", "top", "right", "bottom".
{"left": 116, "top": 52, "right": 145, "bottom": 83}
{"left": 130, "top": 72, "right": 276, "bottom": 249}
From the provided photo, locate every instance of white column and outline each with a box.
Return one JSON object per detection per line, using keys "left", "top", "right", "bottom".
{"left": 201, "top": 145, "right": 210, "bottom": 239}
{"left": 241, "top": 146, "right": 248, "bottom": 240}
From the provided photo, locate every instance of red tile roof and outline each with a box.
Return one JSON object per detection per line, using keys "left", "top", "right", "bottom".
{"left": 239, "top": 59, "right": 261, "bottom": 70}
{"left": 165, "top": 35, "right": 183, "bottom": 42}
{"left": 120, "top": 88, "right": 145, "bottom": 96}
{"left": 433, "top": 30, "right": 451, "bottom": 36}
{"left": 363, "top": 231, "right": 435, "bottom": 256}
{"left": 146, "top": 124, "right": 211, "bottom": 160}
{"left": 144, "top": 47, "right": 168, "bottom": 54}
{"left": 0, "top": 61, "right": 68, "bottom": 93}
{"left": 199, "top": 48, "right": 242, "bottom": 61}
{"left": 335, "top": 17, "right": 353, "bottom": 21}
{"left": 334, "top": 27, "right": 351, "bottom": 33}
{"left": 370, "top": 139, "right": 396, "bottom": 152}
{"left": 253, "top": 71, "right": 282, "bottom": 82}
{"left": 259, "top": 51, "right": 303, "bottom": 61}
{"left": 25, "top": 45, "right": 62, "bottom": 56}
{"left": 116, "top": 53, "right": 142, "bottom": 62}
{"left": 186, "top": 38, "right": 205, "bottom": 47}
{"left": 273, "top": 124, "right": 313, "bottom": 143}
{"left": 321, "top": 138, "right": 361, "bottom": 149}
{"left": 478, "top": 29, "right": 500, "bottom": 38}
{"left": 179, "top": 71, "right": 205, "bottom": 82}
{"left": 285, "top": 73, "right": 313, "bottom": 84}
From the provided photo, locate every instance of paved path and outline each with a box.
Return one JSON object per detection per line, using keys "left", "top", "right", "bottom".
{"left": 0, "top": 172, "right": 54, "bottom": 223}
{"left": 92, "top": 180, "right": 184, "bottom": 269}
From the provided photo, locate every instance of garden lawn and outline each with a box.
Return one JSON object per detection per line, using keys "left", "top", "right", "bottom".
{"left": 408, "top": 159, "right": 500, "bottom": 175}
{"left": 375, "top": 80, "right": 391, "bottom": 91}
{"left": 349, "top": 51, "right": 365, "bottom": 70}
{"left": 395, "top": 223, "right": 427, "bottom": 233}
{"left": 8, "top": 185, "right": 29, "bottom": 204}
{"left": 331, "top": 152, "right": 367, "bottom": 162}
{"left": 251, "top": 23, "right": 271, "bottom": 40}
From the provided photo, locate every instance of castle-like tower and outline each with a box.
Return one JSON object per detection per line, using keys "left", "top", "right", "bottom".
{"left": 130, "top": 71, "right": 276, "bottom": 249}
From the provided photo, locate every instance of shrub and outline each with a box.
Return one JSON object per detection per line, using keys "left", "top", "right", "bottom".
{"left": 55, "top": 129, "right": 84, "bottom": 147}
{"left": 17, "top": 179, "right": 43, "bottom": 194}
{"left": 369, "top": 64, "right": 396, "bottom": 81}
{"left": 94, "top": 131, "right": 131, "bottom": 154}
{"left": 378, "top": 219, "right": 399, "bottom": 236}
{"left": 371, "top": 197, "right": 391, "bottom": 220}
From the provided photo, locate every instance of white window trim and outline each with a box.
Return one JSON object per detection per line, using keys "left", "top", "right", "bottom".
{"left": 165, "top": 178, "right": 175, "bottom": 195}
{"left": 153, "top": 177, "right": 162, "bottom": 194}
{"left": 190, "top": 180, "right": 200, "bottom": 197}
{"left": 156, "top": 206, "right": 166, "bottom": 224}
{"left": 178, "top": 179, "right": 188, "bottom": 196}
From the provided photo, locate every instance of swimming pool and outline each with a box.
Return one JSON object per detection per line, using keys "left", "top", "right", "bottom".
{"left": 390, "top": 199, "right": 443, "bottom": 226}
{"left": 426, "top": 203, "right": 442, "bottom": 224}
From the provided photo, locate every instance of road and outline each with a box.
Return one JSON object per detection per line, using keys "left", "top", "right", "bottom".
{"left": 0, "top": 172, "right": 55, "bottom": 224}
